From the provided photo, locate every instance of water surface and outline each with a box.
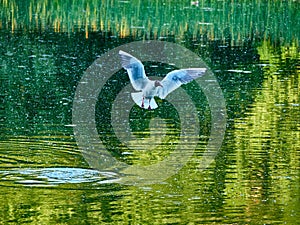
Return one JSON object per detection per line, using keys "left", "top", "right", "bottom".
{"left": 0, "top": 0, "right": 299, "bottom": 224}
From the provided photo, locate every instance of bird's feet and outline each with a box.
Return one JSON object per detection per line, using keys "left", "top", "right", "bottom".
{"left": 147, "top": 99, "right": 152, "bottom": 110}
{"left": 141, "top": 97, "right": 145, "bottom": 108}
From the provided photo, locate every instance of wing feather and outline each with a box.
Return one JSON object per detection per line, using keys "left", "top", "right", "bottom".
{"left": 158, "top": 68, "right": 206, "bottom": 99}
{"left": 119, "top": 50, "right": 149, "bottom": 91}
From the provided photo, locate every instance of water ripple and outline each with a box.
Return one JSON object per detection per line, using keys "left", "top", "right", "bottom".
{"left": 0, "top": 167, "right": 121, "bottom": 188}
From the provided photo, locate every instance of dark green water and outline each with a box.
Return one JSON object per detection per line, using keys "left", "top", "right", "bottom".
{"left": 0, "top": 0, "right": 299, "bottom": 224}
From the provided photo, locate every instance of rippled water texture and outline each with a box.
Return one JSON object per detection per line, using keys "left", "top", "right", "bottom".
{"left": 0, "top": 0, "right": 299, "bottom": 224}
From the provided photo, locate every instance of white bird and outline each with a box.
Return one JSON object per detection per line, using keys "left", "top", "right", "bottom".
{"left": 119, "top": 50, "right": 207, "bottom": 110}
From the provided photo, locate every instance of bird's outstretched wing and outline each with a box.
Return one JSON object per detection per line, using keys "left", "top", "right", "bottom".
{"left": 157, "top": 68, "right": 206, "bottom": 99}
{"left": 119, "top": 50, "right": 149, "bottom": 91}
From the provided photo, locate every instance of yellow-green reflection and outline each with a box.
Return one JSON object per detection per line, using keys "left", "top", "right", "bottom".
{"left": 224, "top": 40, "right": 299, "bottom": 224}
{"left": 0, "top": 0, "right": 299, "bottom": 224}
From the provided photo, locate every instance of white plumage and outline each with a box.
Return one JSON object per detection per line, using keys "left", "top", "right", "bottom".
{"left": 119, "top": 50, "right": 206, "bottom": 109}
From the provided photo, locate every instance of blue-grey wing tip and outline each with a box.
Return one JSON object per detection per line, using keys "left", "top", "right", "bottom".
{"left": 119, "top": 50, "right": 141, "bottom": 69}
{"left": 119, "top": 50, "right": 130, "bottom": 56}
{"left": 119, "top": 50, "right": 133, "bottom": 68}
{"left": 180, "top": 68, "right": 206, "bottom": 82}
{"left": 185, "top": 68, "right": 207, "bottom": 78}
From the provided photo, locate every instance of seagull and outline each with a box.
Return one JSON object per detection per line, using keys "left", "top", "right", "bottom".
{"left": 119, "top": 50, "right": 207, "bottom": 110}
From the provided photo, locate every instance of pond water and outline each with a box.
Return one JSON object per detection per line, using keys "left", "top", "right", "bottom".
{"left": 0, "top": 0, "right": 299, "bottom": 224}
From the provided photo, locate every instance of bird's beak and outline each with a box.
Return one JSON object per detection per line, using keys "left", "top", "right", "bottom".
{"left": 155, "top": 81, "right": 163, "bottom": 87}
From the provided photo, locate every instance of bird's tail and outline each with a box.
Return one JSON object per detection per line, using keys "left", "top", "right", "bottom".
{"left": 131, "top": 92, "right": 158, "bottom": 109}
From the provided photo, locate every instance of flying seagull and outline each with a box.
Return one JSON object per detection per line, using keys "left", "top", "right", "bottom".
{"left": 119, "top": 50, "right": 207, "bottom": 110}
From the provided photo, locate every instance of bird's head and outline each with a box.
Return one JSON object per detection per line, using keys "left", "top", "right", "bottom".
{"left": 154, "top": 80, "right": 163, "bottom": 87}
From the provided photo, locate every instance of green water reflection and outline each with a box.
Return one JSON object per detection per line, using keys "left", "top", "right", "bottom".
{"left": 0, "top": 0, "right": 299, "bottom": 224}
